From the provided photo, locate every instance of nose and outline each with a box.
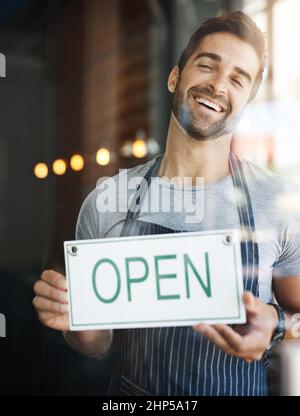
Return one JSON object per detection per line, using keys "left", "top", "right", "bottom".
{"left": 208, "top": 74, "right": 227, "bottom": 95}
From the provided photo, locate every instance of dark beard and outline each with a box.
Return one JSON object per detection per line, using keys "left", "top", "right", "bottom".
{"left": 172, "top": 83, "right": 238, "bottom": 141}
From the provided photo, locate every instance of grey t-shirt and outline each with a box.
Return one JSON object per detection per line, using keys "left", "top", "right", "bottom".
{"left": 76, "top": 155, "right": 300, "bottom": 303}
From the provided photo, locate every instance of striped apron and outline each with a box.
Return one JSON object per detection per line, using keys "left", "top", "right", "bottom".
{"left": 107, "top": 152, "right": 268, "bottom": 396}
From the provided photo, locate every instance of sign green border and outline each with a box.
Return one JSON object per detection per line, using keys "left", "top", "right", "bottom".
{"left": 64, "top": 230, "right": 242, "bottom": 328}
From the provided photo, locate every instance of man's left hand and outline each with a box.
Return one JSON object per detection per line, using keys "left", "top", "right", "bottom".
{"left": 193, "top": 292, "right": 278, "bottom": 362}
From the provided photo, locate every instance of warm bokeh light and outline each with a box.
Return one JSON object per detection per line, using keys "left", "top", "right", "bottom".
{"left": 52, "top": 159, "right": 67, "bottom": 175}
{"left": 147, "top": 138, "right": 160, "bottom": 155}
{"left": 96, "top": 148, "right": 110, "bottom": 166}
{"left": 70, "top": 154, "right": 84, "bottom": 171}
{"left": 121, "top": 141, "right": 133, "bottom": 157}
{"left": 132, "top": 139, "right": 147, "bottom": 158}
{"left": 34, "top": 163, "right": 48, "bottom": 179}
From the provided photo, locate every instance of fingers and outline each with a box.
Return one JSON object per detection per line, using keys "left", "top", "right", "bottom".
{"left": 33, "top": 296, "right": 69, "bottom": 314}
{"left": 41, "top": 269, "right": 67, "bottom": 291}
{"left": 37, "top": 311, "right": 70, "bottom": 331}
{"left": 243, "top": 291, "right": 258, "bottom": 316}
{"left": 212, "top": 324, "right": 263, "bottom": 359}
{"left": 213, "top": 325, "right": 262, "bottom": 359}
{"left": 38, "top": 311, "right": 61, "bottom": 324}
{"left": 33, "top": 270, "right": 70, "bottom": 332}
{"left": 33, "top": 280, "right": 68, "bottom": 304}
{"left": 193, "top": 324, "right": 235, "bottom": 355}
{"left": 212, "top": 324, "right": 244, "bottom": 351}
{"left": 33, "top": 270, "right": 68, "bottom": 317}
{"left": 193, "top": 323, "right": 262, "bottom": 362}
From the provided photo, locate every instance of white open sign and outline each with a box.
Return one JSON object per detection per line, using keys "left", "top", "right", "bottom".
{"left": 64, "top": 229, "right": 246, "bottom": 330}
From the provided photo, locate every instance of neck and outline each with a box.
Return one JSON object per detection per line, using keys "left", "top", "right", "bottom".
{"left": 158, "top": 112, "right": 233, "bottom": 185}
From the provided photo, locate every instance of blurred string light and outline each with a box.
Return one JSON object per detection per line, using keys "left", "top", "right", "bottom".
{"left": 96, "top": 148, "right": 110, "bottom": 166}
{"left": 53, "top": 159, "right": 67, "bottom": 175}
{"left": 121, "top": 140, "right": 132, "bottom": 157}
{"left": 70, "top": 154, "right": 84, "bottom": 171}
{"left": 132, "top": 130, "right": 147, "bottom": 159}
{"left": 34, "top": 163, "right": 48, "bottom": 179}
{"left": 121, "top": 137, "right": 160, "bottom": 158}
{"left": 147, "top": 138, "right": 160, "bottom": 155}
{"left": 132, "top": 138, "right": 147, "bottom": 158}
{"left": 34, "top": 134, "right": 160, "bottom": 177}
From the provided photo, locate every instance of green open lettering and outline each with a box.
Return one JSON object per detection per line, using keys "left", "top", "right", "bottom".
{"left": 154, "top": 255, "right": 180, "bottom": 300}
{"left": 125, "top": 257, "right": 149, "bottom": 301}
{"left": 92, "top": 258, "right": 121, "bottom": 303}
{"left": 184, "top": 252, "right": 211, "bottom": 298}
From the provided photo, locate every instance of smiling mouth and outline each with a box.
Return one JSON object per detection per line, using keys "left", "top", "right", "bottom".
{"left": 193, "top": 95, "right": 225, "bottom": 113}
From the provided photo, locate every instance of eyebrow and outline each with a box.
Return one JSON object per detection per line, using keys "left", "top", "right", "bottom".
{"left": 194, "top": 52, "right": 253, "bottom": 84}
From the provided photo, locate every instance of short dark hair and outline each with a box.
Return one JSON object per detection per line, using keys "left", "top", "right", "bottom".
{"left": 177, "top": 11, "right": 266, "bottom": 101}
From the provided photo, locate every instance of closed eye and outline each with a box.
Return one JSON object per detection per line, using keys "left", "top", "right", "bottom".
{"left": 198, "top": 64, "right": 213, "bottom": 70}
{"left": 232, "top": 78, "right": 243, "bottom": 88}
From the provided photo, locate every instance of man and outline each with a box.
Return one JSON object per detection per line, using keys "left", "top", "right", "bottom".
{"left": 33, "top": 11, "right": 300, "bottom": 396}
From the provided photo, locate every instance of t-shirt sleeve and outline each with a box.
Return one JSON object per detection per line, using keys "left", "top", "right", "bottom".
{"left": 75, "top": 190, "right": 99, "bottom": 240}
{"left": 272, "top": 183, "right": 300, "bottom": 278}
{"left": 273, "top": 222, "right": 300, "bottom": 277}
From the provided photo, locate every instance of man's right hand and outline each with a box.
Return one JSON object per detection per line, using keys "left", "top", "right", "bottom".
{"left": 33, "top": 269, "right": 69, "bottom": 331}
{"left": 33, "top": 269, "right": 113, "bottom": 357}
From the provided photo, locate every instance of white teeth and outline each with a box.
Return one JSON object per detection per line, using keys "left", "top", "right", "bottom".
{"left": 195, "top": 96, "right": 222, "bottom": 112}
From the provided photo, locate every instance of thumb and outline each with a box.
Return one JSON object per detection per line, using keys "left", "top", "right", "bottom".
{"left": 242, "top": 291, "right": 258, "bottom": 315}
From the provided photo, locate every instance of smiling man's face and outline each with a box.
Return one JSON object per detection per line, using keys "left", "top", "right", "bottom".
{"left": 169, "top": 32, "right": 260, "bottom": 140}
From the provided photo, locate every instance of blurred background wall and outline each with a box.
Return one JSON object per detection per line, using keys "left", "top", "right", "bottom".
{"left": 0, "top": 0, "right": 298, "bottom": 395}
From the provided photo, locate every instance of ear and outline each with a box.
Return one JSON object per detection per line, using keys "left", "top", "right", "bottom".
{"left": 168, "top": 66, "right": 179, "bottom": 93}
